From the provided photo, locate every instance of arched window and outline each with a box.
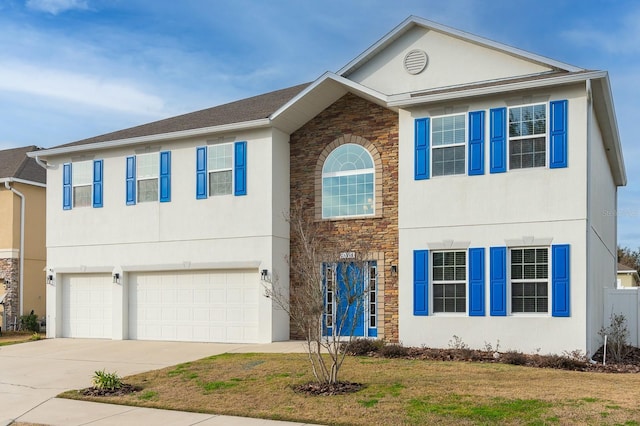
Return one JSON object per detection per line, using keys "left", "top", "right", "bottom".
{"left": 322, "top": 144, "right": 374, "bottom": 218}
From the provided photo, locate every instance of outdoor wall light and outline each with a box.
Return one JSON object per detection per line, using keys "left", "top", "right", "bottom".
{"left": 261, "top": 269, "right": 268, "bottom": 280}
{"left": 113, "top": 273, "right": 120, "bottom": 284}
{"left": 391, "top": 265, "right": 398, "bottom": 276}
{"left": 46, "top": 274, "right": 54, "bottom": 285}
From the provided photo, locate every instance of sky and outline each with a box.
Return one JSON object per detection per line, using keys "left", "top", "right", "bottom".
{"left": 0, "top": 0, "right": 639, "bottom": 248}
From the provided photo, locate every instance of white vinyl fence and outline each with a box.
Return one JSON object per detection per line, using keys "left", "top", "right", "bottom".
{"left": 604, "top": 288, "right": 640, "bottom": 347}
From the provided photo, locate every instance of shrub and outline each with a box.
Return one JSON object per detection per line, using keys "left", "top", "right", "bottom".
{"left": 380, "top": 344, "right": 409, "bottom": 358}
{"left": 539, "top": 354, "right": 587, "bottom": 371}
{"left": 598, "top": 313, "right": 631, "bottom": 364}
{"left": 20, "top": 310, "right": 40, "bottom": 332}
{"left": 342, "top": 338, "right": 384, "bottom": 355}
{"left": 92, "top": 370, "right": 122, "bottom": 390}
{"left": 502, "top": 350, "right": 528, "bottom": 366}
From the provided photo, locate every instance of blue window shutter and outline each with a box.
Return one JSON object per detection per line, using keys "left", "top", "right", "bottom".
{"left": 234, "top": 141, "right": 247, "bottom": 196}
{"left": 549, "top": 100, "right": 568, "bottom": 169}
{"left": 92, "top": 159, "right": 103, "bottom": 208}
{"left": 468, "top": 111, "right": 485, "bottom": 176}
{"left": 469, "top": 248, "right": 485, "bottom": 316}
{"left": 490, "top": 246, "right": 507, "bottom": 316}
{"left": 159, "top": 151, "right": 171, "bottom": 202}
{"left": 126, "top": 156, "right": 136, "bottom": 205}
{"left": 490, "top": 108, "right": 507, "bottom": 173}
{"left": 63, "top": 163, "right": 72, "bottom": 210}
{"left": 196, "top": 146, "right": 207, "bottom": 199}
{"left": 414, "top": 118, "right": 430, "bottom": 180}
{"left": 413, "top": 249, "right": 429, "bottom": 316}
{"left": 552, "top": 244, "right": 570, "bottom": 317}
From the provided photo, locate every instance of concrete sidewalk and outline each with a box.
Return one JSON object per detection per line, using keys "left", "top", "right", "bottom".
{"left": 15, "top": 397, "right": 319, "bottom": 426}
{"left": 0, "top": 339, "right": 318, "bottom": 426}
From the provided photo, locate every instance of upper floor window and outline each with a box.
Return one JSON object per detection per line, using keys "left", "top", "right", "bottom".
{"left": 72, "top": 160, "right": 93, "bottom": 207}
{"left": 322, "top": 144, "right": 374, "bottom": 219}
{"left": 196, "top": 141, "right": 247, "bottom": 199}
{"left": 126, "top": 151, "right": 171, "bottom": 205}
{"left": 62, "top": 159, "right": 103, "bottom": 210}
{"left": 432, "top": 114, "right": 465, "bottom": 176}
{"left": 207, "top": 143, "right": 233, "bottom": 196}
{"left": 136, "top": 153, "right": 159, "bottom": 202}
{"left": 510, "top": 247, "right": 548, "bottom": 313}
{"left": 508, "top": 103, "right": 546, "bottom": 169}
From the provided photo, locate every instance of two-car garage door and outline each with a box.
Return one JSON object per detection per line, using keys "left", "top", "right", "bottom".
{"left": 128, "top": 270, "right": 259, "bottom": 343}
{"left": 61, "top": 269, "right": 259, "bottom": 343}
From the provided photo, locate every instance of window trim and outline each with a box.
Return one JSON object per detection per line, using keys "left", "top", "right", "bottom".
{"left": 430, "top": 113, "right": 467, "bottom": 178}
{"left": 207, "top": 142, "right": 234, "bottom": 197}
{"left": 71, "top": 160, "right": 93, "bottom": 208}
{"left": 431, "top": 250, "right": 467, "bottom": 314}
{"left": 507, "top": 102, "right": 548, "bottom": 170}
{"left": 135, "top": 152, "right": 159, "bottom": 203}
{"left": 321, "top": 143, "right": 376, "bottom": 219}
{"left": 508, "top": 246, "right": 550, "bottom": 315}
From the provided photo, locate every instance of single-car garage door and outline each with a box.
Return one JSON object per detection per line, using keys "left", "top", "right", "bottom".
{"left": 62, "top": 273, "right": 113, "bottom": 338}
{"left": 128, "top": 269, "right": 259, "bottom": 343}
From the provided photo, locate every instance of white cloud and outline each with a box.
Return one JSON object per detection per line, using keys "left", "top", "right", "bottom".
{"left": 0, "top": 61, "right": 166, "bottom": 116}
{"left": 26, "top": 0, "right": 89, "bottom": 15}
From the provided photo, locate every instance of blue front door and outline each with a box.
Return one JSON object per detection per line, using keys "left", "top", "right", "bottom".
{"left": 323, "top": 261, "right": 377, "bottom": 338}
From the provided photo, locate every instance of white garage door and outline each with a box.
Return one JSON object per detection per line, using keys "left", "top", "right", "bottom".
{"left": 128, "top": 269, "right": 259, "bottom": 343}
{"left": 62, "top": 273, "right": 113, "bottom": 338}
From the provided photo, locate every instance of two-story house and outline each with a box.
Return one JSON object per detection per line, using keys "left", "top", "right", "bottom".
{"left": 30, "top": 16, "right": 625, "bottom": 355}
{"left": 0, "top": 146, "right": 47, "bottom": 329}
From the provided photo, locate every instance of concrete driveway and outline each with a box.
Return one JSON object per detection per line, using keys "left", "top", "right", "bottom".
{"left": 0, "top": 338, "right": 306, "bottom": 425}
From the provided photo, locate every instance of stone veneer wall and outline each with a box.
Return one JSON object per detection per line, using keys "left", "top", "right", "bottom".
{"left": 0, "top": 258, "right": 19, "bottom": 328}
{"left": 289, "top": 93, "right": 399, "bottom": 342}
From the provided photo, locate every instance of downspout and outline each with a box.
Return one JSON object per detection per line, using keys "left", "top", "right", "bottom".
{"left": 34, "top": 155, "right": 52, "bottom": 170}
{"left": 585, "top": 79, "right": 593, "bottom": 355}
{"left": 4, "top": 180, "right": 25, "bottom": 317}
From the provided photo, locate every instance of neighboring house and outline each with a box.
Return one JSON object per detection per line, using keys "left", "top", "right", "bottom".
{"left": 0, "top": 146, "right": 47, "bottom": 329}
{"left": 617, "top": 263, "right": 639, "bottom": 288}
{"left": 30, "top": 16, "right": 625, "bottom": 355}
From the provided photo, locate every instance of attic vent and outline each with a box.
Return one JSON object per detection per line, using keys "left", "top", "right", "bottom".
{"left": 404, "top": 49, "right": 428, "bottom": 75}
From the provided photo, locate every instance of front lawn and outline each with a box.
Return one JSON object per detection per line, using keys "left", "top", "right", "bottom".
{"left": 60, "top": 352, "right": 640, "bottom": 425}
{"left": 0, "top": 331, "right": 43, "bottom": 346}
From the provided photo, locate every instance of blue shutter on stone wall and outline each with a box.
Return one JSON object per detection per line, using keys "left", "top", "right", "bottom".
{"left": 414, "top": 118, "right": 430, "bottom": 180}
{"left": 63, "top": 163, "right": 72, "bottom": 210}
{"left": 490, "top": 108, "right": 507, "bottom": 173}
{"left": 549, "top": 100, "right": 568, "bottom": 169}
{"left": 490, "top": 246, "right": 507, "bottom": 316}
{"left": 469, "top": 248, "right": 485, "bottom": 316}
{"left": 413, "top": 250, "right": 429, "bottom": 316}
{"left": 159, "top": 151, "right": 171, "bottom": 202}
{"left": 92, "top": 159, "right": 103, "bottom": 208}
{"left": 552, "top": 244, "right": 571, "bottom": 317}
{"left": 196, "top": 146, "right": 207, "bottom": 199}
{"left": 126, "top": 156, "right": 136, "bottom": 205}
{"left": 468, "top": 111, "right": 485, "bottom": 176}
{"left": 234, "top": 141, "right": 247, "bottom": 196}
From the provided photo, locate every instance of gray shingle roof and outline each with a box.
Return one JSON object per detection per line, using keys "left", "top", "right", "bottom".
{"left": 0, "top": 145, "right": 46, "bottom": 184}
{"left": 56, "top": 83, "right": 311, "bottom": 149}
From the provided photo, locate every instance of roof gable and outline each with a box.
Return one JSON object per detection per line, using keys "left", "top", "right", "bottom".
{"left": 340, "top": 16, "right": 583, "bottom": 96}
{"left": 0, "top": 145, "right": 46, "bottom": 184}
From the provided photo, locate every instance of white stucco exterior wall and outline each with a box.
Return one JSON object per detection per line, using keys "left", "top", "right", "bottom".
{"left": 45, "top": 127, "right": 289, "bottom": 343}
{"left": 397, "top": 84, "right": 605, "bottom": 354}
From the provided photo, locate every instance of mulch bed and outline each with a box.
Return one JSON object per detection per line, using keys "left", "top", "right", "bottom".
{"left": 293, "top": 381, "right": 363, "bottom": 396}
{"left": 79, "top": 384, "right": 140, "bottom": 397}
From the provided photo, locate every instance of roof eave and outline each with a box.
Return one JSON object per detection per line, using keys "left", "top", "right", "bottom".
{"left": 27, "top": 118, "right": 272, "bottom": 158}
{"left": 0, "top": 177, "right": 46, "bottom": 188}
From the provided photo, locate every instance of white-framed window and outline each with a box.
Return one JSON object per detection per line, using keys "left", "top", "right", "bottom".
{"left": 432, "top": 251, "right": 466, "bottom": 313}
{"left": 368, "top": 263, "right": 377, "bottom": 328}
{"left": 322, "top": 144, "right": 374, "bottom": 219}
{"left": 431, "top": 113, "right": 466, "bottom": 176}
{"left": 510, "top": 247, "right": 549, "bottom": 313}
{"left": 325, "top": 264, "right": 335, "bottom": 329}
{"left": 508, "top": 103, "right": 546, "bottom": 169}
{"left": 208, "top": 143, "right": 233, "bottom": 196}
{"left": 136, "top": 152, "right": 159, "bottom": 202}
{"left": 72, "top": 160, "right": 92, "bottom": 208}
